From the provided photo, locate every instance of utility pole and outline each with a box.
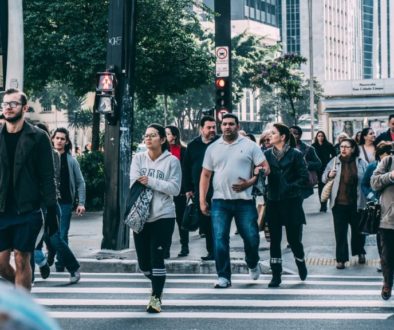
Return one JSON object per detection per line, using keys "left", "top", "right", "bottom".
{"left": 1, "top": 0, "right": 23, "bottom": 90}
{"left": 214, "top": 0, "right": 231, "bottom": 121}
{"left": 308, "top": 0, "right": 315, "bottom": 140}
{"left": 101, "top": 0, "right": 137, "bottom": 250}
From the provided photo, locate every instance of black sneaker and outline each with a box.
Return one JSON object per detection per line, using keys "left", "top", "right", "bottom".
{"left": 201, "top": 253, "right": 214, "bottom": 261}
{"left": 177, "top": 249, "right": 189, "bottom": 257}
{"left": 39, "top": 263, "right": 50, "bottom": 279}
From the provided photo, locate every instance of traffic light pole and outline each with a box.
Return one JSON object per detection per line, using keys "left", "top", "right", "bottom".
{"left": 214, "top": 0, "right": 232, "bottom": 116}
{"left": 101, "top": 0, "right": 137, "bottom": 250}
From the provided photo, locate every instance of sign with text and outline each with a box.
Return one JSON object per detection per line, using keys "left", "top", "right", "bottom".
{"left": 352, "top": 81, "right": 385, "bottom": 95}
{"left": 215, "top": 46, "right": 229, "bottom": 77}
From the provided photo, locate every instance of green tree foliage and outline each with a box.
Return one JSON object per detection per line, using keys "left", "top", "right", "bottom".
{"left": 259, "top": 78, "right": 324, "bottom": 127}
{"left": 78, "top": 151, "right": 105, "bottom": 210}
{"left": 253, "top": 53, "right": 308, "bottom": 124}
{"left": 24, "top": 0, "right": 108, "bottom": 97}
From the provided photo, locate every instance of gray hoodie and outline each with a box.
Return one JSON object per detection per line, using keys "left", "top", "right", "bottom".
{"left": 129, "top": 150, "right": 181, "bottom": 222}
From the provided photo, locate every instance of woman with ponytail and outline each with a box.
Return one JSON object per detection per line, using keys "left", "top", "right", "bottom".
{"left": 263, "top": 123, "right": 309, "bottom": 287}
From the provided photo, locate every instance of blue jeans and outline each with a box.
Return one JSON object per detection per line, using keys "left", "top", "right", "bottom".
{"left": 211, "top": 199, "right": 260, "bottom": 281}
{"left": 59, "top": 203, "right": 73, "bottom": 244}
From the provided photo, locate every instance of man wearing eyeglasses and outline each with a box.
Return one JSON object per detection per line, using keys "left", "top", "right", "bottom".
{"left": 0, "top": 88, "right": 57, "bottom": 291}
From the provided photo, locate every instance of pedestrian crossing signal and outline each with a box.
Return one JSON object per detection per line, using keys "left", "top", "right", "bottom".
{"left": 96, "top": 72, "right": 116, "bottom": 93}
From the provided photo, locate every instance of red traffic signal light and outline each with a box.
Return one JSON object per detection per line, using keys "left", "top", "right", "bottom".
{"left": 215, "top": 78, "right": 226, "bottom": 89}
{"left": 97, "top": 72, "right": 116, "bottom": 93}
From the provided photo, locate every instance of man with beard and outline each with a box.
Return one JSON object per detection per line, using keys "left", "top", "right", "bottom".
{"left": 183, "top": 115, "right": 218, "bottom": 260}
{"left": 200, "top": 113, "right": 270, "bottom": 288}
{"left": 0, "top": 89, "right": 57, "bottom": 291}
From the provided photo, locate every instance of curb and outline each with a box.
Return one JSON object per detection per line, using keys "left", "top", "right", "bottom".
{"left": 78, "top": 258, "right": 279, "bottom": 274}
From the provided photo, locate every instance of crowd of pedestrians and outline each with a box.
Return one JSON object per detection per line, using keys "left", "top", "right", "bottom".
{"left": 1, "top": 89, "right": 394, "bottom": 312}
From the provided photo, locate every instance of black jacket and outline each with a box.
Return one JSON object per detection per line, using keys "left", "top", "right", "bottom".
{"left": 0, "top": 122, "right": 57, "bottom": 214}
{"left": 312, "top": 141, "right": 336, "bottom": 173}
{"left": 182, "top": 135, "right": 219, "bottom": 199}
{"left": 264, "top": 147, "right": 309, "bottom": 202}
{"left": 375, "top": 129, "right": 394, "bottom": 146}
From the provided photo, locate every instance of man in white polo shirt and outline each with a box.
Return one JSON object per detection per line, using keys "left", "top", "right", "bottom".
{"left": 199, "top": 113, "right": 270, "bottom": 288}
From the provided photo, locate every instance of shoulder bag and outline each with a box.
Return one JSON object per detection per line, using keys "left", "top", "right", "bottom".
{"left": 359, "top": 157, "right": 392, "bottom": 235}
{"left": 305, "top": 146, "right": 319, "bottom": 187}
{"left": 320, "top": 157, "right": 337, "bottom": 203}
{"left": 124, "top": 181, "right": 153, "bottom": 233}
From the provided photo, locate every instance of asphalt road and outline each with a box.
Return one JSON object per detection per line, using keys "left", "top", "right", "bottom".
{"left": 31, "top": 272, "right": 394, "bottom": 330}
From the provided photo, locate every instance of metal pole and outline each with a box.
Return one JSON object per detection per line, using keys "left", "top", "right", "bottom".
{"left": 308, "top": 0, "right": 314, "bottom": 140}
{"left": 5, "top": 0, "right": 23, "bottom": 89}
{"left": 102, "top": 0, "right": 136, "bottom": 250}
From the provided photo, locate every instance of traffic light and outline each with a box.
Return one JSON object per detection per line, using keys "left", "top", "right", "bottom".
{"left": 215, "top": 77, "right": 230, "bottom": 111}
{"left": 95, "top": 71, "right": 117, "bottom": 116}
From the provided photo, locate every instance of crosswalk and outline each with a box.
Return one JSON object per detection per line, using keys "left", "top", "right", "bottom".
{"left": 32, "top": 273, "right": 394, "bottom": 321}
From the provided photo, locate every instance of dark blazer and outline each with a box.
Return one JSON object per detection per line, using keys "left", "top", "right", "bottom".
{"left": 375, "top": 129, "right": 393, "bottom": 146}
{"left": 0, "top": 122, "right": 57, "bottom": 213}
{"left": 182, "top": 135, "right": 219, "bottom": 200}
{"left": 264, "top": 147, "right": 309, "bottom": 202}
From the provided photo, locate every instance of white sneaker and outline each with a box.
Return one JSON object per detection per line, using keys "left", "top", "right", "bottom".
{"left": 249, "top": 264, "right": 261, "bottom": 280}
{"left": 69, "top": 271, "right": 81, "bottom": 284}
{"left": 214, "top": 277, "right": 231, "bottom": 288}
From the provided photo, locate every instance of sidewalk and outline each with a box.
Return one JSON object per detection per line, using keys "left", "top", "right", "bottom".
{"left": 68, "top": 191, "right": 380, "bottom": 275}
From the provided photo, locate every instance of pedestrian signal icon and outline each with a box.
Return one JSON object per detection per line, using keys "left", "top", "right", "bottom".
{"left": 97, "top": 72, "right": 116, "bottom": 93}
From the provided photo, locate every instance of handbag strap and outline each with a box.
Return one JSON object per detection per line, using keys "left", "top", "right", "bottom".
{"left": 361, "top": 145, "right": 370, "bottom": 163}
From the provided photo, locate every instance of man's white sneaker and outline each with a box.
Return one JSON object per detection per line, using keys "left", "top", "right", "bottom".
{"left": 69, "top": 271, "right": 81, "bottom": 284}
{"left": 214, "top": 277, "right": 231, "bottom": 288}
{"left": 249, "top": 264, "right": 261, "bottom": 280}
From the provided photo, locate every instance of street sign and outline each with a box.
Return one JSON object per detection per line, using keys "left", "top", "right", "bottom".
{"left": 216, "top": 46, "right": 229, "bottom": 77}
{"left": 217, "top": 108, "right": 229, "bottom": 121}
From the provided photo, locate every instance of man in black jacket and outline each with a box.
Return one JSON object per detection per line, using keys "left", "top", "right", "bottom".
{"left": 375, "top": 115, "right": 394, "bottom": 145}
{"left": 183, "top": 116, "right": 218, "bottom": 260}
{"left": 0, "top": 89, "right": 57, "bottom": 291}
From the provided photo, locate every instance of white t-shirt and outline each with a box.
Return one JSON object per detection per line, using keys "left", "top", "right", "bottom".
{"left": 203, "top": 135, "right": 265, "bottom": 200}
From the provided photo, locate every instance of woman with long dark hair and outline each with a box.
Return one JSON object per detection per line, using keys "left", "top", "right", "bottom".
{"left": 312, "top": 131, "right": 336, "bottom": 212}
{"left": 264, "top": 123, "right": 309, "bottom": 287}
{"left": 165, "top": 125, "right": 188, "bottom": 257}
{"left": 359, "top": 127, "right": 376, "bottom": 164}
{"left": 130, "top": 124, "right": 181, "bottom": 313}
{"left": 322, "top": 138, "right": 368, "bottom": 269}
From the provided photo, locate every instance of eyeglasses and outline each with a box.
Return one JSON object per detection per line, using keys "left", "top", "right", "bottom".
{"left": 144, "top": 133, "right": 159, "bottom": 139}
{"left": 1, "top": 101, "right": 22, "bottom": 109}
{"left": 340, "top": 145, "right": 352, "bottom": 149}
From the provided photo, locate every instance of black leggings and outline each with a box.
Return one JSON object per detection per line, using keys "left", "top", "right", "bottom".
{"left": 133, "top": 218, "right": 175, "bottom": 298}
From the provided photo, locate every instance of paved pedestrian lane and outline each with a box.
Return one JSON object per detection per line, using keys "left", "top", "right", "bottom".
{"left": 31, "top": 272, "right": 394, "bottom": 321}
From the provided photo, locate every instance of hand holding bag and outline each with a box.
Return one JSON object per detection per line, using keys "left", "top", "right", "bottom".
{"left": 359, "top": 201, "right": 381, "bottom": 235}
{"left": 124, "top": 181, "right": 153, "bottom": 233}
{"left": 181, "top": 197, "right": 200, "bottom": 232}
{"left": 321, "top": 157, "right": 337, "bottom": 203}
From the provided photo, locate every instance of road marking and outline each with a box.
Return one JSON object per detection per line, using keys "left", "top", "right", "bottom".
{"left": 35, "top": 273, "right": 385, "bottom": 280}
{"left": 35, "top": 298, "right": 394, "bottom": 308}
{"left": 33, "top": 278, "right": 384, "bottom": 286}
{"left": 48, "top": 311, "right": 392, "bottom": 320}
{"left": 31, "top": 287, "right": 382, "bottom": 295}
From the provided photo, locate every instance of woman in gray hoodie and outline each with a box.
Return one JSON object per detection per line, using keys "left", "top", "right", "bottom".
{"left": 129, "top": 124, "right": 181, "bottom": 313}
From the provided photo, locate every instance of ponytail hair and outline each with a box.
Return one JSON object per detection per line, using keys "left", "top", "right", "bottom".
{"left": 273, "top": 123, "right": 296, "bottom": 148}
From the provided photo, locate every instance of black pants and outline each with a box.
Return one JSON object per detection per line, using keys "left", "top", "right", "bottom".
{"left": 317, "top": 172, "right": 327, "bottom": 210}
{"left": 199, "top": 210, "right": 213, "bottom": 254}
{"left": 332, "top": 204, "right": 366, "bottom": 262}
{"left": 380, "top": 229, "right": 394, "bottom": 288}
{"left": 133, "top": 218, "right": 175, "bottom": 297}
{"left": 174, "top": 195, "right": 188, "bottom": 248}
{"left": 269, "top": 220, "right": 305, "bottom": 262}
